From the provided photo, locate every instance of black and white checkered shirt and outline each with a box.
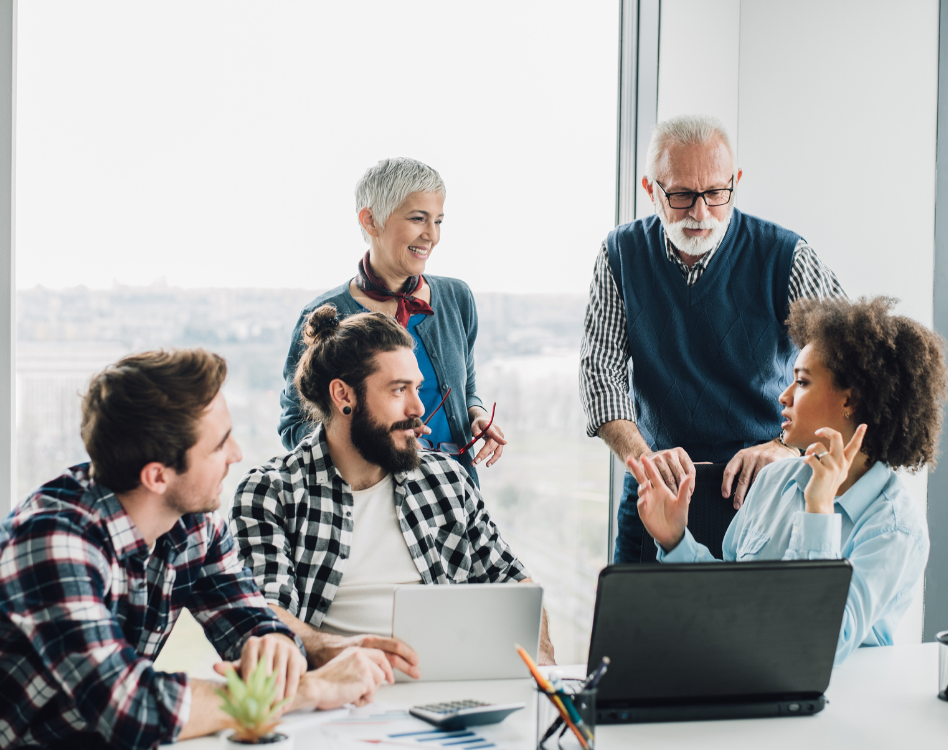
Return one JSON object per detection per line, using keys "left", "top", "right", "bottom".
{"left": 580, "top": 233, "right": 847, "bottom": 437}
{"left": 229, "top": 425, "right": 529, "bottom": 627}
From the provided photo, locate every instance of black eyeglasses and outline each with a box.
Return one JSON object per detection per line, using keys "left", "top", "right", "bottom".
{"left": 655, "top": 177, "right": 734, "bottom": 209}
{"left": 416, "top": 386, "right": 497, "bottom": 456}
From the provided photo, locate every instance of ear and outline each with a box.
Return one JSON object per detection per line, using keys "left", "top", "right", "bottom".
{"left": 641, "top": 176, "right": 655, "bottom": 203}
{"left": 358, "top": 207, "right": 381, "bottom": 238}
{"left": 842, "top": 390, "right": 856, "bottom": 415}
{"left": 139, "top": 461, "right": 172, "bottom": 496}
{"left": 735, "top": 168, "right": 743, "bottom": 187}
{"left": 329, "top": 378, "right": 357, "bottom": 417}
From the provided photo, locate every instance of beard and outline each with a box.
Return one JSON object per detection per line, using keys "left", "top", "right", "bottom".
{"left": 349, "top": 402, "right": 422, "bottom": 474}
{"left": 655, "top": 189, "right": 734, "bottom": 257}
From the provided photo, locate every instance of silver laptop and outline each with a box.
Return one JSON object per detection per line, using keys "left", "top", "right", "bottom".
{"left": 392, "top": 583, "right": 543, "bottom": 682}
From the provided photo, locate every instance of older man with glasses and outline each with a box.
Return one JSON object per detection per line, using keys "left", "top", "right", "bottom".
{"left": 580, "top": 113, "right": 847, "bottom": 564}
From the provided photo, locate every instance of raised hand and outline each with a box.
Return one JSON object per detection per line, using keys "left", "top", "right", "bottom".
{"left": 802, "top": 424, "right": 868, "bottom": 514}
{"left": 627, "top": 454, "right": 695, "bottom": 553}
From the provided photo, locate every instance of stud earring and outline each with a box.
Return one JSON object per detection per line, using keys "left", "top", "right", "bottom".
{"left": 844, "top": 411, "right": 851, "bottom": 419}
{"left": 343, "top": 406, "right": 352, "bottom": 415}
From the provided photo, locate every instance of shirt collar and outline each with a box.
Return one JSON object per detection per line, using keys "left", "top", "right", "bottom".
{"left": 792, "top": 460, "right": 891, "bottom": 522}
{"left": 86, "top": 480, "right": 151, "bottom": 562}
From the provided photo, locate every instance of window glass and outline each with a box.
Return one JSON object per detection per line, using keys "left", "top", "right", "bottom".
{"left": 17, "top": 2, "right": 618, "bottom": 668}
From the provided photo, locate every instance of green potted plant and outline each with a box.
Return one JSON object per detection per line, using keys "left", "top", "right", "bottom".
{"left": 217, "top": 659, "right": 293, "bottom": 748}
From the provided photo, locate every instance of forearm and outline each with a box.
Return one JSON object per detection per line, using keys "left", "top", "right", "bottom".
{"left": 598, "top": 419, "right": 651, "bottom": 463}
{"left": 178, "top": 679, "right": 231, "bottom": 741}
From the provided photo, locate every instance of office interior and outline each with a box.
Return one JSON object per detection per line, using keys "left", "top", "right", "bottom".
{"left": 1, "top": 0, "right": 947, "bottom": 675}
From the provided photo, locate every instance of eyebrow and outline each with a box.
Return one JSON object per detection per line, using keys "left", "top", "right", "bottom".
{"left": 407, "top": 210, "right": 445, "bottom": 218}
{"left": 388, "top": 378, "right": 423, "bottom": 387}
{"left": 793, "top": 367, "right": 811, "bottom": 375}
{"left": 215, "top": 428, "right": 232, "bottom": 451}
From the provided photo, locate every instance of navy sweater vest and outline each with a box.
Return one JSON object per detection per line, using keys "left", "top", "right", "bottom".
{"left": 606, "top": 209, "right": 799, "bottom": 462}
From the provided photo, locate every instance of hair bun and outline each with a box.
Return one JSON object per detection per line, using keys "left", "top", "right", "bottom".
{"left": 303, "top": 304, "right": 342, "bottom": 346}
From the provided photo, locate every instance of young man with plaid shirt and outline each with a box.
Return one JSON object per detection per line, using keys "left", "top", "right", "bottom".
{"left": 0, "top": 350, "right": 392, "bottom": 750}
{"left": 231, "top": 305, "right": 554, "bottom": 677}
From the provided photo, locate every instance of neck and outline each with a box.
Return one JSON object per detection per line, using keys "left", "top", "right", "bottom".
{"left": 324, "top": 420, "right": 388, "bottom": 491}
{"left": 837, "top": 451, "right": 871, "bottom": 496}
{"left": 675, "top": 246, "right": 704, "bottom": 269}
{"left": 115, "top": 487, "right": 179, "bottom": 547}
{"left": 367, "top": 249, "right": 413, "bottom": 293}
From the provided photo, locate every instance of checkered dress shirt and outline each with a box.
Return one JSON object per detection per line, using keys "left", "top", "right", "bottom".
{"left": 230, "top": 425, "right": 530, "bottom": 627}
{"left": 580, "top": 232, "right": 847, "bottom": 437}
{"left": 0, "top": 464, "right": 298, "bottom": 749}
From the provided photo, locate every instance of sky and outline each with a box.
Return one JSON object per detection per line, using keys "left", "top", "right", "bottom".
{"left": 14, "top": 1, "right": 619, "bottom": 294}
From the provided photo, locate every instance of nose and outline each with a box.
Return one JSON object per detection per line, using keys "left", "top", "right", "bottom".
{"left": 410, "top": 387, "right": 425, "bottom": 420}
{"left": 228, "top": 435, "right": 243, "bottom": 465}
{"left": 778, "top": 382, "right": 793, "bottom": 406}
{"left": 689, "top": 195, "right": 710, "bottom": 221}
{"left": 422, "top": 219, "right": 439, "bottom": 244}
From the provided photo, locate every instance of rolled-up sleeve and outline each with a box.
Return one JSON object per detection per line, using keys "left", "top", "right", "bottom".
{"left": 0, "top": 515, "right": 190, "bottom": 749}
{"left": 230, "top": 469, "right": 302, "bottom": 618}
{"left": 187, "top": 512, "right": 302, "bottom": 661}
{"left": 579, "top": 244, "right": 637, "bottom": 437}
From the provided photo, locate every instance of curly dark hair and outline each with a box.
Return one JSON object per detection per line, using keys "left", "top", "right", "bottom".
{"left": 787, "top": 296, "right": 948, "bottom": 472}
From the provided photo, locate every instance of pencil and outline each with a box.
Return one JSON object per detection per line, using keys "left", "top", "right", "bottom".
{"left": 515, "top": 645, "right": 589, "bottom": 750}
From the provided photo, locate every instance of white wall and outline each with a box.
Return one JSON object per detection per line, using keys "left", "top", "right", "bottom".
{"left": 656, "top": 0, "right": 940, "bottom": 644}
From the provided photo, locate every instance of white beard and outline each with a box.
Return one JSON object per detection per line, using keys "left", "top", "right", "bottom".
{"left": 655, "top": 194, "right": 734, "bottom": 257}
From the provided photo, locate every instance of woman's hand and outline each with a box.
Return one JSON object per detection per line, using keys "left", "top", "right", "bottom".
{"left": 627, "top": 454, "right": 694, "bottom": 553}
{"left": 802, "top": 424, "right": 867, "bottom": 514}
{"left": 469, "top": 408, "right": 507, "bottom": 468}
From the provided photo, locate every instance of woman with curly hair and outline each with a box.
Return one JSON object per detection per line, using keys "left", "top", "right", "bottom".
{"left": 631, "top": 296, "right": 948, "bottom": 662}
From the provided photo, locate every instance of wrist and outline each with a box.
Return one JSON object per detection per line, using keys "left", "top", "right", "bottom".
{"left": 658, "top": 530, "right": 686, "bottom": 554}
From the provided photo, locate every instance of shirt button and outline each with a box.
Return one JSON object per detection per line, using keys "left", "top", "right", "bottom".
{"left": 442, "top": 385, "right": 448, "bottom": 393}
{"left": 345, "top": 511, "right": 352, "bottom": 518}
{"left": 340, "top": 553, "right": 348, "bottom": 560}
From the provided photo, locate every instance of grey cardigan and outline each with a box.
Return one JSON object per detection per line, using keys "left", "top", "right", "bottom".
{"left": 278, "top": 274, "right": 485, "bottom": 482}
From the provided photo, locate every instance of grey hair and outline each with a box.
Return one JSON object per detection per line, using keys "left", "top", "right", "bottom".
{"left": 355, "top": 157, "right": 446, "bottom": 243}
{"left": 644, "top": 114, "right": 735, "bottom": 183}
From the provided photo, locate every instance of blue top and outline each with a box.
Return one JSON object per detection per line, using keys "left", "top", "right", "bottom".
{"left": 405, "top": 314, "right": 453, "bottom": 448}
{"left": 278, "top": 274, "right": 485, "bottom": 482}
{"left": 658, "top": 458, "right": 930, "bottom": 663}
{"left": 605, "top": 209, "right": 799, "bottom": 462}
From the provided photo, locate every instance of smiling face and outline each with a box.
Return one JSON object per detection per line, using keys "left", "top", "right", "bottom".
{"left": 349, "top": 347, "right": 425, "bottom": 473}
{"left": 162, "top": 390, "right": 243, "bottom": 515}
{"left": 645, "top": 136, "right": 739, "bottom": 256}
{"left": 368, "top": 191, "right": 444, "bottom": 285}
{"left": 778, "top": 344, "right": 853, "bottom": 451}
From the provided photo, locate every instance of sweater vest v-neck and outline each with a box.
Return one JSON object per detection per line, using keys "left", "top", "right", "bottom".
{"left": 606, "top": 209, "right": 800, "bottom": 462}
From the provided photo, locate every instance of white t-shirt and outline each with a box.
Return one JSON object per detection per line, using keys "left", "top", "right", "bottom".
{"left": 319, "top": 473, "right": 422, "bottom": 637}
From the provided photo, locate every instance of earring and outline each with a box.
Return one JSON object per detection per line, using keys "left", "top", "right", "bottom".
{"left": 343, "top": 406, "right": 352, "bottom": 415}
{"left": 844, "top": 411, "right": 851, "bottom": 420}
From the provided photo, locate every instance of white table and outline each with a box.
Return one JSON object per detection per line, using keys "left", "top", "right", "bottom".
{"left": 179, "top": 644, "right": 948, "bottom": 749}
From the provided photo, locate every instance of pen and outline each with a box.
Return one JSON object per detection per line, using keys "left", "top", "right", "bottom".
{"left": 549, "top": 673, "right": 595, "bottom": 746}
{"left": 540, "top": 657, "right": 610, "bottom": 745}
{"left": 515, "top": 645, "right": 589, "bottom": 750}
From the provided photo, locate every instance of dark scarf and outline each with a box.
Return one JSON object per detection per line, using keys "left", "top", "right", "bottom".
{"left": 354, "top": 251, "right": 434, "bottom": 327}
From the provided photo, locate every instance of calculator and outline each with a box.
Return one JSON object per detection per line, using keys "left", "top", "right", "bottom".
{"left": 409, "top": 700, "right": 526, "bottom": 730}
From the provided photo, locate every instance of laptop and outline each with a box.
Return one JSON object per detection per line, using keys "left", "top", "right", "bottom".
{"left": 392, "top": 583, "right": 543, "bottom": 682}
{"left": 587, "top": 560, "right": 852, "bottom": 723}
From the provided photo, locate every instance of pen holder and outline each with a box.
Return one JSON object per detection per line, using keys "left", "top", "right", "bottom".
{"left": 535, "top": 686, "right": 597, "bottom": 750}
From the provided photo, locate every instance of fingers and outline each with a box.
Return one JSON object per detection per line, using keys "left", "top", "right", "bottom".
{"left": 213, "top": 660, "right": 237, "bottom": 677}
{"left": 272, "top": 642, "right": 288, "bottom": 701}
{"left": 360, "top": 636, "right": 419, "bottom": 666}
{"left": 677, "top": 472, "right": 695, "bottom": 505}
{"left": 286, "top": 650, "right": 305, "bottom": 704}
{"left": 625, "top": 455, "right": 647, "bottom": 486}
{"left": 364, "top": 647, "right": 396, "bottom": 685}
{"left": 732, "top": 459, "right": 761, "bottom": 510}
{"left": 240, "top": 637, "right": 260, "bottom": 683}
{"left": 641, "top": 454, "right": 667, "bottom": 490}
{"left": 721, "top": 451, "right": 743, "bottom": 498}
{"left": 844, "top": 424, "right": 868, "bottom": 461}
{"left": 676, "top": 448, "right": 696, "bottom": 477}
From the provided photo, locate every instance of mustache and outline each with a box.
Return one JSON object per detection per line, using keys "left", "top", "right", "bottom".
{"left": 391, "top": 417, "right": 424, "bottom": 432}
{"left": 673, "top": 216, "right": 719, "bottom": 230}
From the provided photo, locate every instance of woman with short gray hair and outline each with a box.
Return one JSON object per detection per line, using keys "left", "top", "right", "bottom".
{"left": 278, "top": 157, "right": 504, "bottom": 482}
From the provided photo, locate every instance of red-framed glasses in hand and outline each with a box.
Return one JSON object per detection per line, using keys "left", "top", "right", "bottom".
{"left": 417, "top": 387, "right": 497, "bottom": 457}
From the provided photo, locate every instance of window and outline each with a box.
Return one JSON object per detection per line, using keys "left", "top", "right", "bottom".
{"left": 17, "top": 2, "right": 619, "bottom": 667}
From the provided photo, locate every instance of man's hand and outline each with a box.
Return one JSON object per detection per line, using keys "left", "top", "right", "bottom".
{"left": 628, "top": 455, "right": 694, "bottom": 553}
{"left": 722, "top": 439, "right": 798, "bottom": 509}
{"left": 289, "top": 647, "right": 393, "bottom": 711}
{"left": 212, "top": 633, "right": 307, "bottom": 704}
{"left": 310, "top": 632, "right": 421, "bottom": 680}
{"left": 470, "top": 407, "right": 506, "bottom": 468}
{"left": 637, "top": 447, "right": 695, "bottom": 492}
{"left": 802, "top": 425, "right": 867, "bottom": 514}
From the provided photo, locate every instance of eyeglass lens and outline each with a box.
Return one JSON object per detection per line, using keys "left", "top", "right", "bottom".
{"left": 666, "top": 189, "right": 732, "bottom": 209}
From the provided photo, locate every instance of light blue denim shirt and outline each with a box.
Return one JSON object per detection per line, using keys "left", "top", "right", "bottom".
{"left": 658, "top": 458, "right": 930, "bottom": 663}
